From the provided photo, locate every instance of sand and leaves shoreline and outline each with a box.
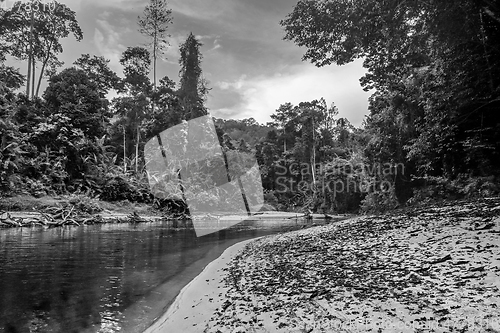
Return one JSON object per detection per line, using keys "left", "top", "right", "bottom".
{"left": 147, "top": 197, "right": 500, "bottom": 333}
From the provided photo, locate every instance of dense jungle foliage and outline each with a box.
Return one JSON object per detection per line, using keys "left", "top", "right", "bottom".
{"left": 1, "top": 0, "right": 499, "bottom": 214}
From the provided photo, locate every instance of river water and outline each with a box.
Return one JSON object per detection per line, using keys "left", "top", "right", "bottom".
{"left": 0, "top": 218, "right": 319, "bottom": 333}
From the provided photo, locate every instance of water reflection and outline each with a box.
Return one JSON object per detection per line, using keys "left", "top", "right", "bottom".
{"left": 0, "top": 218, "right": 320, "bottom": 332}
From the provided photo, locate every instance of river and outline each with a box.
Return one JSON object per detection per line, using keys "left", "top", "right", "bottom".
{"left": 0, "top": 217, "right": 321, "bottom": 333}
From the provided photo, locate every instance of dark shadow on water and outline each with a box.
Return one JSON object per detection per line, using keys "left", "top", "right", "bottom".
{"left": 0, "top": 217, "right": 337, "bottom": 333}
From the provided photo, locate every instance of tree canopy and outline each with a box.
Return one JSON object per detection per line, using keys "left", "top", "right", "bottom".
{"left": 281, "top": 0, "right": 500, "bottom": 183}
{"left": 1, "top": 1, "right": 83, "bottom": 98}
{"left": 138, "top": 0, "right": 173, "bottom": 91}
{"left": 178, "top": 32, "right": 208, "bottom": 120}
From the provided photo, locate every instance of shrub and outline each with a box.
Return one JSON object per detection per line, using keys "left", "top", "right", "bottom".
{"left": 99, "top": 174, "right": 153, "bottom": 203}
{"left": 100, "top": 176, "right": 133, "bottom": 201}
{"left": 67, "top": 194, "right": 103, "bottom": 214}
{"left": 263, "top": 191, "right": 278, "bottom": 205}
{"left": 408, "top": 175, "right": 500, "bottom": 205}
{"left": 360, "top": 188, "right": 399, "bottom": 214}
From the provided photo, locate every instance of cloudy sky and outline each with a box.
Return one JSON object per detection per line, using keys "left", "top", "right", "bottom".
{"left": 8, "top": 0, "right": 372, "bottom": 127}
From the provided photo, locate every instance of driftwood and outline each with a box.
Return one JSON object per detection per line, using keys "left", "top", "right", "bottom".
{"left": 0, "top": 206, "right": 157, "bottom": 228}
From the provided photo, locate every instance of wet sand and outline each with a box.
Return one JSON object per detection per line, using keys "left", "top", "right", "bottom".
{"left": 143, "top": 238, "right": 259, "bottom": 333}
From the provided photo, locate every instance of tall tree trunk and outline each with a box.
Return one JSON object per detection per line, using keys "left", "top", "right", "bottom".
{"left": 153, "top": 30, "right": 157, "bottom": 91}
{"left": 311, "top": 116, "right": 316, "bottom": 186}
{"left": 31, "top": 57, "right": 36, "bottom": 98}
{"left": 152, "top": 48, "right": 156, "bottom": 112}
{"left": 26, "top": 10, "right": 34, "bottom": 97}
{"left": 151, "top": 32, "right": 157, "bottom": 114}
{"left": 36, "top": 41, "right": 53, "bottom": 97}
{"left": 35, "top": 61, "right": 45, "bottom": 98}
{"left": 26, "top": 54, "right": 31, "bottom": 97}
{"left": 153, "top": 53, "right": 157, "bottom": 91}
{"left": 135, "top": 125, "right": 140, "bottom": 173}
{"left": 120, "top": 125, "right": 125, "bottom": 172}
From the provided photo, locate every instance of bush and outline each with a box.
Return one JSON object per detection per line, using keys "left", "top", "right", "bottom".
{"left": 263, "top": 190, "right": 278, "bottom": 205}
{"left": 360, "top": 189, "right": 399, "bottom": 214}
{"left": 23, "top": 178, "right": 49, "bottom": 198}
{"left": 99, "top": 174, "right": 153, "bottom": 203}
{"left": 100, "top": 176, "right": 133, "bottom": 201}
{"left": 67, "top": 194, "right": 103, "bottom": 214}
{"left": 460, "top": 175, "right": 499, "bottom": 197}
{"left": 408, "top": 175, "right": 500, "bottom": 205}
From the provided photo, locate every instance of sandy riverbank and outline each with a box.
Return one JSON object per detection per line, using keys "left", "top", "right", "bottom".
{"left": 144, "top": 197, "right": 500, "bottom": 333}
{"left": 143, "top": 238, "right": 261, "bottom": 333}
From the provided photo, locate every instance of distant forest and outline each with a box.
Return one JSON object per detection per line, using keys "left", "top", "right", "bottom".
{"left": 1, "top": 0, "right": 499, "bottom": 214}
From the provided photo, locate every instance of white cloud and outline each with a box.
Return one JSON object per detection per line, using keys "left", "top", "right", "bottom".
{"left": 169, "top": 0, "right": 237, "bottom": 20}
{"left": 84, "top": 0, "right": 143, "bottom": 10}
{"left": 94, "top": 13, "right": 126, "bottom": 73}
{"left": 194, "top": 35, "right": 222, "bottom": 52}
{"left": 163, "top": 33, "right": 186, "bottom": 63}
{"left": 58, "top": 0, "right": 82, "bottom": 11}
{"left": 216, "top": 74, "right": 246, "bottom": 90}
{"left": 209, "top": 38, "right": 221, "bottom": 52}
{"left": 208, "top": 59, "right": 371, "bottom": 127}
{"left": 195, "top": 34, "right": 217, "bottom": 40}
